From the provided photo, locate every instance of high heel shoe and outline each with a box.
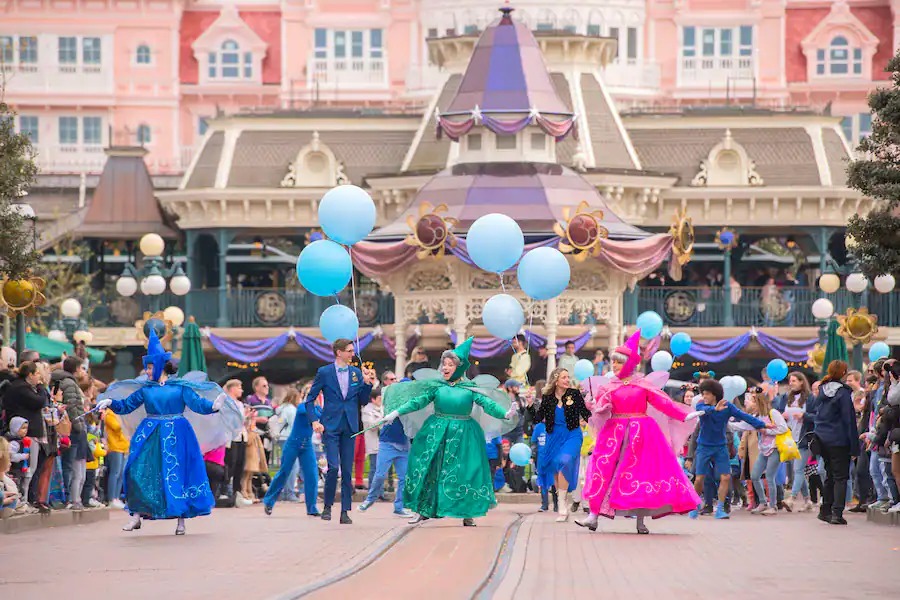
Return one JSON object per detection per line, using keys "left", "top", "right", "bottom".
{"left": 175, "top": 518, "right": 185, "bottom": 535}
{"left": 122, "top": 515, "right": 142, "bottom": 531}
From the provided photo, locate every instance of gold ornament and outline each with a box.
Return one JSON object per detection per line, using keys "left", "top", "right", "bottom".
{"left": 135, "top": 310, "right": 175, "bottom": 347}
{"left": 669, "top": 208, "right": 695, "bottom": 266}
{"left": 0, "top": 275, "right": 47, "bottom": 316}
{"left": 806, "top": 343, "right": 826, "bottom": 371}
{"left": 715, "top": 227, "right": 739, "bottom": 251}
{"left": 553, "top": 201, "right": 608, "bottom": 262}
{"left": 836, "top": 307, "right": 879, "bottom": 346}
{"left": 403, "top": 202, "right": 459, "bottom": 259}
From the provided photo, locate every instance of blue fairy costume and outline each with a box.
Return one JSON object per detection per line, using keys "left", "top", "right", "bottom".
{"left": 100, "top": 330, "right": 242, "bottom": 521}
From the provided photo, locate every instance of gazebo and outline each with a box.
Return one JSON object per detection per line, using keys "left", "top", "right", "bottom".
{"left": 351, "top": 6, "right": 692, "bottom": 375}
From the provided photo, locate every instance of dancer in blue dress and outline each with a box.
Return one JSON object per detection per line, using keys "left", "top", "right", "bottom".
{"left": 97, "top": 330, "right": 242, "bottom": 535}
{"left": 526, "top": 368, "right": 591, "bottom": 522}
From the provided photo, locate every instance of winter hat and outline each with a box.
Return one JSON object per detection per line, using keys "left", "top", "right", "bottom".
{"left": 9, "top": 416, "right": 28, "bottom": 435}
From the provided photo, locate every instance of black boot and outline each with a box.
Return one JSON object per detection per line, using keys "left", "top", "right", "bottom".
{"left": 551, "top": 487, "right": 559, "bottom": 513}
{"left": 817, "top": 504, "right": 831, "bottom": 523}
{"left": 321, "top": 505, "right": 332, "bottom": 521}
{"left": 829, "top": 508, "right": 847, "bottom": 525}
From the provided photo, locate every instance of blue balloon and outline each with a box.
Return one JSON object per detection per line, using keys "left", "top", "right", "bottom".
{"left": 720, "top": 376, "right": 740, "bottom": 402}
{"left": 869, "top": 342, "right": 891, "bottom": 362}
{"left": 650, "top": 350, "right": 673, "bottom": 372}
{"left": 509, "top": 442, "right": 532, "bottom": 467}
{"left": 318, "top": 185, "right": 376, "bottom": 245}
{"left": 766, "top": 359, "right": 789, "bottom": 383}
{"left": 573, "top": 359, "right": 594, "bottom": 381}
{"left": 466, "top": 213, "right": 524, "bottom": 273}
{"left": 517, "top": 247, "right": 570, "bottom": 300}
{"left": 319, "top": 304, "right": 359, "bottom": 342}
{"left": 636, "top": 311, "right": 664, "bottom": 339}
{"left": 482, "top": 294, "right": 525, "bottom": 340}
{"left": 670, "top": 332, "right": 692, "bottom": 357}
{"left": 296, "top": 240, "right": 352, "bottom": 297}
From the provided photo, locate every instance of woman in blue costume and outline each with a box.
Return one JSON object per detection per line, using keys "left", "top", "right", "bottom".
{"left": 96, "top": 330, "right": 242, "bottom": 535}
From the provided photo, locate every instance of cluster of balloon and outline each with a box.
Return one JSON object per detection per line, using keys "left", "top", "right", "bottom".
{"left": 869, "top": 342, "right": 891, "bottom": 362}
{"left": 720, "top": 375, "right": 748, "bottom": 402}
{"left": 296, "top": 185, "right": 376, "bottom": 342}
{"left": 509, "top": 442, "right": 532, "bottom": 467}
{"left": 468, "top": 214, "right": 572, "bottom": 341}
{"left": 766, "top": 359, "right": 788, "bottom": 383}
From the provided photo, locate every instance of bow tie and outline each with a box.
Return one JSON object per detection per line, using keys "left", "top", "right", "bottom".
{"left": 337, "top": 367, "right": 349, "bottom": 373}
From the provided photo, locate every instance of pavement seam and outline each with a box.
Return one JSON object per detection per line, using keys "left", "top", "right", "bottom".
{"left": 269, "top": 523, "right": 419, "bottom": 600}
{"left": 471, "top": 512, "right": 526, "bottom": 600}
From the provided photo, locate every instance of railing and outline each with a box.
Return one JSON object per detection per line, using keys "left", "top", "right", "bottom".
{"left": 680, "top": 56, "right": 755, "bottom": 85}
{"left": 309, "top": 55, "right": 389, "bottom": 88}
{"left": 33, "top": 144, "right": 107, "bottom": 174}
{"left": 625, "top": 286, "right": 900, "bottom": 328}
{"left": 601, "top": 60, "right": 661, "bottom": 91}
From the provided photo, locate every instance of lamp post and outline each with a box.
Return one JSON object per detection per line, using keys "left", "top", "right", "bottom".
{"left": 48, "top": 297, "right": 92, "bottom": 346}
{"left": 10, "top": 202, "right": 37, "bottom": 359}
{"left": 716, "top": 228, "right": 738, "bottom": 327}
{"left": 114, "top": 233, "right": 191, "bottom": 314}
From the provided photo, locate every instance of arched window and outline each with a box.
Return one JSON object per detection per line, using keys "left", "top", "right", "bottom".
{"left": 817, "top": 35, "right": 863, "bottom": 76}
{"left": 208, "top": 39, "right": 253, "bottom": 79}
{"left": 135, "top": 44, "right": 151, "bottom": 65}
{"left": 137, "top": 124, "right": 151, "bottom": 145}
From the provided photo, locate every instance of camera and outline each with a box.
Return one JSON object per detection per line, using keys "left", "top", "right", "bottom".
{"left": 748, "top": 385, "right": 764, "bottom": 394}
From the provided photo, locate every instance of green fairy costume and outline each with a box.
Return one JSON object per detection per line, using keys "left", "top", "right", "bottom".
{"left": 384, "top": 337, "right": 517, "bottom": 519}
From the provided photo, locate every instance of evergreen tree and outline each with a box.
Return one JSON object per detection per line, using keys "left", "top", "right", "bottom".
{"left": 846, "top": 52, "right": 900, "bottom": 278}
{"left": 0, "top": 98, "right": 41, "bottom": 280}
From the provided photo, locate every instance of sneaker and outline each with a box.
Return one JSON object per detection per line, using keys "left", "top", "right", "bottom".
{"left": 783, "top": 495, "right": 794, "bottom": 510}
{"left": 87, "top": 499, "right": 103, "bottom": 508}
{"left": 750, "top": 505, "right": 766, "bottom": 515}
{"left": 110, "top": 499, "right": 126, "bottom": 510}
{"left": 869, "top": 499, "right": 891, "bottom": 511}
{"left": 888, "top": 502, "right": 900, "bottom": 514}
{"left": 714, "top": 505, "right": 730, "bottom": 520}
{"left": 828, "top": 514, "right": 848, "bottom": 525}
{"left": 408, "top": 514, "right": 428, "bottom": 525}
{"left": 70, "top": 503, "right": 84, "bottom": 512}
{"left": 500, "top": 485, "right": 512, "bottom": 493}
{"left": 760, "top": 506, "right": 777, "bottom": 516}
{"left": 688, "top": 509, "right": 699, "bottom": 519}
{"left": 803, "top": 500, "right": 814, "bottom": 513}
{"left": 234, "top": 492, "right": 253, "bottom": 507}
{"left": 394, "top": 508, "right": 414, "bottom": 518}
{"left": 700, "top": 504, "right": 713, "bottom": 516}
{"left": 359, "top": 499, "right": 374, "bottom": 512}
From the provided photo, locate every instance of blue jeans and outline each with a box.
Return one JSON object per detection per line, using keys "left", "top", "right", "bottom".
{"left": 264, "top": 432, "right": 319, "bottom": 514}
{"left": 106, "top": 451, "right": 127, "bottom": 503}
{"left": 791, "top": 447, "right": 811, "bottom": 498}
{"left": 364, "top": 443, "right": 409, "bottom": 512}
{"left": 869, "top": 450, "right": 890, "bottom": 501}
{"left": 752, "top": 451, "right": 782, "bottom": 508}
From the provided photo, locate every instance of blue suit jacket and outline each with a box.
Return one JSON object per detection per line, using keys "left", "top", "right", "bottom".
{"left": 305, "top": 363, "right": 372, "bottom": 433}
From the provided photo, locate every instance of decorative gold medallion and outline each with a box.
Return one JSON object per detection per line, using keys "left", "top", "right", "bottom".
{"left": 554, "top": 201, "right": 608, "bottom": 262}
{"left": 669, "top": 208, "right": 695, "bottom": 266}
{"left": 0, "top": 274, "right": 47, "bottom": 317}
{"left": 404, "top": 202, "right": 459, "bottom": 259}
{"left": 836, "top": 307, "right": 879, "bottom": 346}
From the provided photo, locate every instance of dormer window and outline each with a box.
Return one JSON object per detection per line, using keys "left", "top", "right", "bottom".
{"left": 816, "top": 36, "right": 862, "bottom": 75}
{"left": 135, "top": 44, "right": 152, "bottom": 65}
{"left": 208, "top": 40, "right": 252, "bottom": 79}
{"left": 192, "top": 6, "right": 267, "bottom": 85}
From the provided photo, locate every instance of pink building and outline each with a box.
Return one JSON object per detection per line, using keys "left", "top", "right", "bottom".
{"left": 2, "top": 0, "right": 894, "bottom": 178}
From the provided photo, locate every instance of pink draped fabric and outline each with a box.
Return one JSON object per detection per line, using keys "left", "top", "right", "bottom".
{"left": 595, "top": 234, "right": 675, "bottom": 281}
{"left": 436, "top": 118, "right": 476, "bottom": 141}
{"left": 535, "top": 115, "right": 578, "bottom": 141}
{"left": 436, "top": 114, "right": 578, "bottom": 142}
{"left": 351, "top": 240, "right": 420, "bottom": 279}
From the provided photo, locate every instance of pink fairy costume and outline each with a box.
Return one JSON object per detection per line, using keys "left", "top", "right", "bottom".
{"left": 579, "top": 332, "right": 700, "bottom": 521}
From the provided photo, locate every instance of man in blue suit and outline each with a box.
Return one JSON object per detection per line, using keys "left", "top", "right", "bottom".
{"left": 306, "top": 338, "right": 375, "bottom": 524}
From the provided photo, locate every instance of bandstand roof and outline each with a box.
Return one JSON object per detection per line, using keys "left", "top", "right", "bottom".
{"left": 370, "top": 162, "right": 649, "bottom": 240}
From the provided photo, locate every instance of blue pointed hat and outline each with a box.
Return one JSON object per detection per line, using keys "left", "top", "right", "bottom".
{"left": 142, "top": 328, "right": 172, "bottom": 381}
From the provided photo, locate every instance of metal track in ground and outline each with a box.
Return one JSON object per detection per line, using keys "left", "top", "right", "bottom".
{"left": 471, "top": 513, "right": 526, "bottom": 600}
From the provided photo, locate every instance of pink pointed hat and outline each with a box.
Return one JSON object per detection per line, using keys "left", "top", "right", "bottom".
{"left": 613, "top": 330, "right": 642, "bottom": 378}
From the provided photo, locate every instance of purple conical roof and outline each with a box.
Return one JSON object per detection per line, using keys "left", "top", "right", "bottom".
{"left": 442, "top": 6, "right": 573, "bottom": 116}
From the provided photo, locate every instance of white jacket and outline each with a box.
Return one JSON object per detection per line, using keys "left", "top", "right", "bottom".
{"left": 361, "top": 403, "right": 384, "bottom": 454}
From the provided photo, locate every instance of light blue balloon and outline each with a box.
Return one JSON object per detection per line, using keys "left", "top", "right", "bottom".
{"left": 482, "top": 294, "right": 525, "bottom": 340}
{"left": 650, "top": 350, "right": 673, "bottom": 373}
{"left": 766, "top": 359, "right": 789, "bottom": 383}
{"left": 573, "top": 359, "right": 594, "bottom": 381}
{"left": 319, "top": 304, "right": 359, "bottom": 342}
{"left": 636, "top": 311, "right": 664, "bottom": 339}
{"left": 869, "top": 342, "right": 891, "bottom": 362}
{"left": 721, "top": 376, "right": 740, "bottom": 402}
{"left": 509, "top": 442, "right": 532, "bottom": 467}
{"left": 466, "top": 213, "right": 524, "bottom": 273}
{"left": 318, "top": 185, "right": 376, "bottom": 245}
{"left": 517, "top": 247, "right": 570, "bottom": 300}
{"left": 296, "top": 240, "right": 352, "bottom": 297}
{"left": 670, "top": 332, "right": 692, "bottom": 357}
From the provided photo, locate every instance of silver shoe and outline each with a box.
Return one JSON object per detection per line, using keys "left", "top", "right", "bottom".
{"left": 122, "top": 515, "right": 142, "bottom": 531}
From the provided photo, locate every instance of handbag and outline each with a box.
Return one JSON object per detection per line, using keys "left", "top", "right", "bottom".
{"left": 804, "top": 459, "right": 819, "bottom": 478}
{"left": 56, "top": 412, "right": 72, "bottom": 437}
{"left": 771, "top": 410, "right": 801, "bottom": 462}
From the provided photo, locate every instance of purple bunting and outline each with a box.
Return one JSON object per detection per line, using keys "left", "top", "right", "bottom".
{"left": 686, "top": 333, "right": 751, "bottom": 363}
{"left": 447, "top": 329, "right": 592, "bottom": 359}
{"left": 207, "top": 332, "right": 290, "bottom": 364}
{"left": 755, "top": 331, "right": 818, "bottom": 363}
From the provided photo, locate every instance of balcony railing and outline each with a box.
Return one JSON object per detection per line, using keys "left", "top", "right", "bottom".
{"left": 33, "top": 144, "right": 107, "bottom": 174}
{"left": 601, "top": 59, "right": 661, "bottom": 92}
{"left": 308, "top": 55, "right": 389, "bottom": 89}
{"left": 624, "top": 286, "right": 900, "bottom": 328}
{"left": 679, "top": 56, "right": 755, "bottom": 86}
{"left": 1, "top": 62, "right": 112, "bottom": 94}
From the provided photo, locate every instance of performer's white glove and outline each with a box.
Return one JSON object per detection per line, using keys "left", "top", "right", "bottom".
{"left": 212, "top": 394, "right": 226, "bottom": 412}
{"left": 95, "top": 398, "right": 112, "bottom": 411}
{"left": 685, "top": 410, "right": 704, "bottom": 421}
{"left": 381, "top": 410, "right": 400, "bottom": 425}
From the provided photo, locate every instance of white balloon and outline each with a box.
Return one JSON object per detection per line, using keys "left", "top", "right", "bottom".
{"left": 846, "top": 272, "right": 868, "bottom": 294}
{"left": 874, "top": 274, "right": 896, "bottom": 294}
{"left": 811, "top": 298, "right": 834, "bottom": 320}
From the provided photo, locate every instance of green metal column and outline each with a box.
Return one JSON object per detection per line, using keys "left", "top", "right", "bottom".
{"left": 15, "top": 313, "right": 25, "bottom": 358}
{"left": 723, "top": 248, "right": 734, "bottom": 326}
{"left": 216, "top": 229, "right": 233, "bottom": 328}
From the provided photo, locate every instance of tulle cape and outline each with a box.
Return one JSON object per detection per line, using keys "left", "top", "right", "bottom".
{"left": 100, "top": 371, "right": 243, "bottom": 454}
{"left": 580, "top": 371, "right": 695, "bottom": 451}
{"left": 384, "top": 369, "right": 518, "bottom": 440}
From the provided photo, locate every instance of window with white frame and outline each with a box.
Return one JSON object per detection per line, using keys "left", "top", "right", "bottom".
{"left": 0, "top": 36, "right": 12, "bottom": 65}
{"left": 82, "top": 37, "right": 101, "bottom": 64}
{"left": 208, "top": 39, "right": 253, "bottom": 79}
{"left": 19, "top": 36, "right": 37, "bottom": 64}
{"left": 609, "top": 27, "right": 619, "bottom": 58}
{"left": 0, "top": 35, "right": 37, "bottom": 68}
{"left": 587, "top": 24, "right": 601, "bottom": 37}
{"left": 137, "top": 124, "right": 151, "bottom": 145}
{"left": 83, "top": 117, "right": 102, "bottom": 145}
{"left": 135, "top": 44, "right": 152, "bottom": 65}
{"left": 59, "top": 116, "right": 78, "bottom": 145}
{"left": 626, "top": 27, "right": 638, "bottom": 61}
{"left": 58, "top": 37, "right": 77, "bottom": 64}
{"left": 18, "top": 116, "right": 38, "bottom": 143}
{"left": 681, "top": 25, "right": 753, "bottom": 72}
{"left": 816, "top": 36, "right": 863, "bottom": 76}
{"left": 312, "top": 28, "right": 385, "bottom": 71}
{"left": 841, "top": 112, "right": 874, "bottom": 146}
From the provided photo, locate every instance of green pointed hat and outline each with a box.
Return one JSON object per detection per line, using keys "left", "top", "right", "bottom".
{"left": 444, "top": 336, "right": 474, "bottom": 380}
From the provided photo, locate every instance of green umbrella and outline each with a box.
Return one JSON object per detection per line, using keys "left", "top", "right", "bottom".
{"left": 11, "top": 332, "right": 106, "bottom": 364}
{"left": 177, "top": 319, "right": 207, "bottom": 375}
{"left": 821, "top": 319, "right": 848, "bottom": 377}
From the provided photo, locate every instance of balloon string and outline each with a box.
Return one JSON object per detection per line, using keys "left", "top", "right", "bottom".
{"left": 348, "top": 246, "right": 361, "bottom": 358}
{"left": 526, "top": 301, "right": 534, "bottom": 355}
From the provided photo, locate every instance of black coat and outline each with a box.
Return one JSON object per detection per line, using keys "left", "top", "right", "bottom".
{"left": 3, "top": 378, "right": 48, "bottom": 438}
{"left": 527, "top": 388, "right": 590, "bottom": 434}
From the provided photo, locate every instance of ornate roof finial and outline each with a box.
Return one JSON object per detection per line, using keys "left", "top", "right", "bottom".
{"left": 500, "top": 1, "right": 514, "bottom": 23}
